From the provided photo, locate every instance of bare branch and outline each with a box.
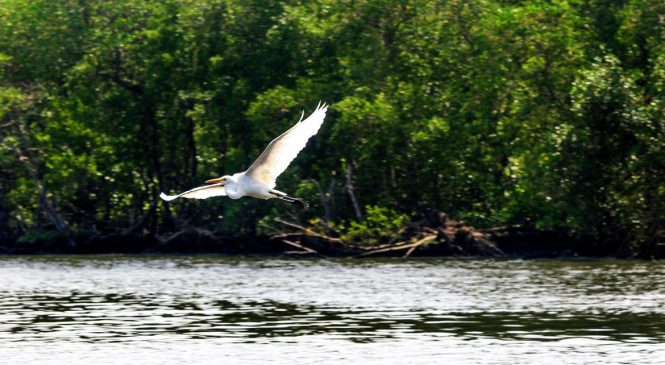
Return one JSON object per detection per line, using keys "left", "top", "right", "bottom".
{"left": 281, "top": 239, "right": 325, "bottom": 257}
{"left": 404, "top": 235, "right": 437, "bottom": 258}
{"left": 274, "top": 217, "right": 346, "bottom": 244}
{"left": 356, "top": 234, "right": 436, "bottom": 258}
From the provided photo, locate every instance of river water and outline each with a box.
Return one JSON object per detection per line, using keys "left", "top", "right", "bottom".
{"left": 0, "top": 256, "right": 663, "bottom": 364}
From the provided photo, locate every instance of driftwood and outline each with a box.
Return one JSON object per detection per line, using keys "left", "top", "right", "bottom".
{"left": 273, "top": 218, "right": 346, "bottom": 244}
{"left": 404, "top": 235, "right": 438, "bottom": 257}
{"left": 357, "top": 234, "right": 437, "bottom": 258}
{"left": 281, "top": 239, "right": 327, "bottom": 258}
{"left": 272, "top": 212, "right": 505, "bottom": 258}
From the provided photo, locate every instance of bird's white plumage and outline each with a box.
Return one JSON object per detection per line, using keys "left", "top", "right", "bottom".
{"left": 160, "top": 102, "right": 328, "bottom": 203}
{"left": 247, "top": 102, "right": 328, "bottom": 187}
{"left": 159, "top": 183, "right": 226, "bottom": 201}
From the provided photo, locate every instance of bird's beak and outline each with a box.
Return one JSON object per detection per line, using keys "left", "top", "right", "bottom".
{"left": 205, "top": 177, "right": 226, "bottom": 184}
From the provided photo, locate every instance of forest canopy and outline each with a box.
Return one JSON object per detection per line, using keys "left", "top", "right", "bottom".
{"left": 0, "top": 0, "right": 663, "bottom": 255}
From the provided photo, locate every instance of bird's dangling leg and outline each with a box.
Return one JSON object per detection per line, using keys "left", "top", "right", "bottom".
{"left": 270, "top": 190, "right": 309, "bottom": 208}
{"left": 280, "top": 195, "right": 309, "bottom": 208}
{"left": 288, "top": 196, "right": 309, "bottom": 208}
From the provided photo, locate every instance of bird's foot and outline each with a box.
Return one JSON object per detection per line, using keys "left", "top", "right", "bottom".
{"left": 292, "top": 198, "right": 309, "bottom": 208}
{"left": 280, "top": 195, "right": 309, "bottom": 208}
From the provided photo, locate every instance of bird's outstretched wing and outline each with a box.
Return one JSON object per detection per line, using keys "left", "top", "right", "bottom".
{"left": 246, "top": 102, "right": 328, "bottom": 187}
{"left": 160, "top": 182, "right": 226, "bottom": 201}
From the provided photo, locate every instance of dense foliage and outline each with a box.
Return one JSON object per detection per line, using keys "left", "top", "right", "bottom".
{"left": 1, "top": 0, "right": 663, "bottom": 255}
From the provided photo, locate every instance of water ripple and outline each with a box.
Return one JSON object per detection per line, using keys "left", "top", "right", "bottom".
{"left": 1, "top": 256, "right": 664, "bottom": 364}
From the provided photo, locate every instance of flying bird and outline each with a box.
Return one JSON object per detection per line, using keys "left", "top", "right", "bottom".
{"left": 159, "top": 102, "right": 328, "bottom": 208}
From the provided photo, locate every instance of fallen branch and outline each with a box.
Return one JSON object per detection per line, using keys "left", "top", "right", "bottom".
{"left": 356, "top": 242, "right": 421, "bottom": 257}
{"left": 274, "top": 218, "right": 347, "bottom": 244}
{"left": 404, "top": 235, "right": 437, "bottom": 257}
{"left": 364, "top": 240, "right": 408, "bottom": 251}
{"left": 272, "top": 212, "right": 504, "bottom": 258}
{"left": 282, "top": 239, "right": 326, "bottom": 258}
{"left": 357, "top": 235, "right": 437, "bottom": 258}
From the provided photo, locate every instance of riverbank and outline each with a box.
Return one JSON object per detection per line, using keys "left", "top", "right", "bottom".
{"left": 2, "top": 213, "right": 663, "bottom": 259}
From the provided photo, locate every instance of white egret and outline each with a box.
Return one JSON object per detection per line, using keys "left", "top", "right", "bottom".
{"left": 159, "top": 102, "right": 328, "bottom": 208}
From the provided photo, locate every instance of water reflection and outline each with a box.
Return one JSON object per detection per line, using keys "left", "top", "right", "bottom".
{"left": 3, "top": 293, "right": 664, "bottom": 343}
{"left": 1, "top": 256, "right": 664, "bottom": 363}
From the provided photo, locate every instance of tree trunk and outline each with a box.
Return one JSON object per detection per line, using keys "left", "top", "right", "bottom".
{"left": 344, "top": 160, "right": 363, "bottom": 221}
{"left": 0, "top": 135, "right": 75, "bottom": 247}
{"left": 310, "top": 178, "right": 332, "bottom": 223}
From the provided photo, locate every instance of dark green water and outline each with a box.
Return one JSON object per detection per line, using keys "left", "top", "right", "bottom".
{"left": 1, "top": 256, "right": 663, "bottom": 364}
